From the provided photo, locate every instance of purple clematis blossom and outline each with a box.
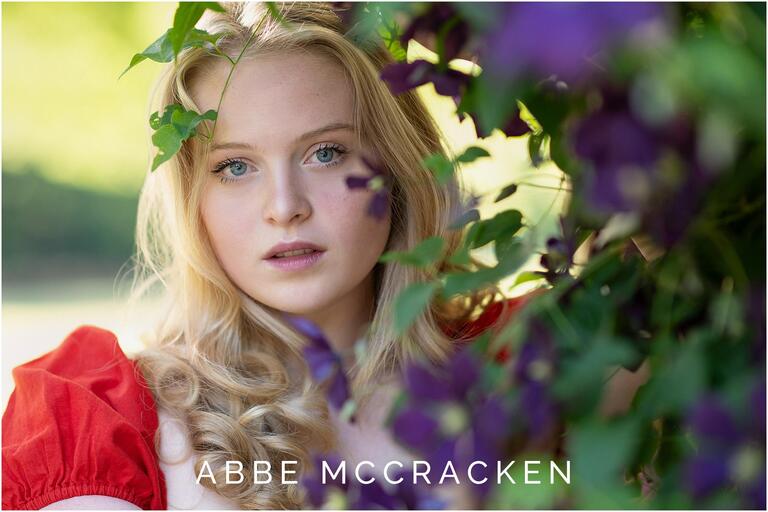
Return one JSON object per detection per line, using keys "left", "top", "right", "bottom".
{"left": 482, "top": 3, "right": 663, "bottom": 85}
{"left": 392, "top": 347, "right": 512, "bottom": 500}
{"left": 380, "top": 59, "right": 470, "bottom": 98}
{"left": 284, "top": 315, "right": 352, "bottom": 414}
{"left": 301, "top": 452, "right": 444, "bottom": 510}
{"left": 684, "top": 387, "right": 766, "bottom": 509}
{"left": 400, "top": 3, "right": 470, "bottom": 62}
{"left": 513, "top": 320, "right": 561, "bottom": 448}
{"left": 345, "top": 156, "right": 392, "bottom": 220}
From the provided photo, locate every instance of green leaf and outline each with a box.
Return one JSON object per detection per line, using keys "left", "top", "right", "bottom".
{"left": 423, "top": 153, "right": 455, "bottom": 184}
{"left": 379, "top": 236, "right": 444, "bottom": 267}
{"left": 634, "top": 341, "right": 706, "bottom": 420}
{"left": 120, "top": 28, "right": 225, "bottom": 78}
{"left": 455, "top": 145, "right": 490, "bottom": 164}
{"left": 489, "top": 456, "right": 569, "bottom": 509}
{"left": 169, "top": 2, "right": 225, "bottom": 57}
{"left": 441, "top": 262, "right": 520, "bottom": 297}
{"left": 149, "top": 105, "right": 217, "bottom": 171}
{"left": 494, "top": 183, "right": 518, "bottom": 203}
{"left": 151, "top": 124, "right": 183, "bottom": 172}
{"left": 394, "top": 282, "right": 440, "bottom": 334}
{"left": 377, "top": 11, "right": 407, "bottom": 61}
{"left": 447, "top": 223, "right": 481, "bottom": 265}
{"left": 528, "top": 131, "right": 548, "bottom": 167}
{"left": 552, "top": 338, "right": 639, "bottom": 414}
{"left": 512, "top": 270, "right": 545, "bottom": 288}
{"left": 568, "top": 417, "right": 642, "bottom": 507}
{"left": 472, "top": 210, "right": 524, "bottom": 249}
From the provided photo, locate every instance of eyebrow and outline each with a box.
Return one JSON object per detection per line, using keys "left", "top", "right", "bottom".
{"left": 210, "top": 122, "right": 355, "bottom": 152}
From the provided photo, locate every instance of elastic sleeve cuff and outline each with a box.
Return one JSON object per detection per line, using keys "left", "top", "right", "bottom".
{"left": 18, "top": 483, "right": 143, "bottom": 510}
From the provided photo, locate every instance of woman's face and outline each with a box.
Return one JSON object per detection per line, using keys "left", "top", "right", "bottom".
{"left": 192, "top": 51, "right": 392, "bottom": 316}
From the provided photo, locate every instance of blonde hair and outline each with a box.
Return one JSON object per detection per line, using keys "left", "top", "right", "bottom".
{"left": 130, "top": 2, "right": 506, "bottom": 508}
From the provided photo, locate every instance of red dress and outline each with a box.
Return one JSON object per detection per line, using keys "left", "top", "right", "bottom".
{"left": 2, "top": 296, "right": 531, "bottom": 510}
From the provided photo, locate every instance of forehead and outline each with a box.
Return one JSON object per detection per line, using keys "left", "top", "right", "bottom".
{"left": 190, "top": 51, "right": 354, "bottom": 145}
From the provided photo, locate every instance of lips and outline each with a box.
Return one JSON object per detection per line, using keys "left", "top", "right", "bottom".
{"left": 263, "top": 240, "right": 326, "bottom": 260}
{"left": 272, "top": 248, "right": 320, "bottom": 259}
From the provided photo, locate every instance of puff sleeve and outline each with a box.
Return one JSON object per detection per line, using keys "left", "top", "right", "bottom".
{"left": 2, "top": 325, "right": 167, "bottom": 510}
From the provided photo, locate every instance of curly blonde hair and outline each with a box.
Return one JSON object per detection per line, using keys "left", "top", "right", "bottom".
{"left": 129, "top": 2, "right": 507, "bottom": 508}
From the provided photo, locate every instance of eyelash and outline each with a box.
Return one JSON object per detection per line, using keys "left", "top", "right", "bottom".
{"left": 211, "top": 143, "right": 349, "bottom": 184}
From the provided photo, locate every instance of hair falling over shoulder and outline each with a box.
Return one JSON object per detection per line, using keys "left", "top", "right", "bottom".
{"left": 128, "top": 2, "right": 505, "bottom": 508}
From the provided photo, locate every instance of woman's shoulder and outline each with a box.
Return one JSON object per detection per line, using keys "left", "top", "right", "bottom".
{"left": 2, "top": 325, "right": 167, "bottom": 510}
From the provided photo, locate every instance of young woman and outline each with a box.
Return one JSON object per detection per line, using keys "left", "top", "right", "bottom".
{"left": 2, "top": 2, "right": 536, "bottom": 509}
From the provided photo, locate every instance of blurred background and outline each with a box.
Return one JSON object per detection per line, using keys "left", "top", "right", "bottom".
{"left": 2, "top": 2, "right": 565, "bottom": 405}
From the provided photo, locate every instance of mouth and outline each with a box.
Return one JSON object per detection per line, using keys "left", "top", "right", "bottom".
{"left": 268, "top": 248, "right": 323, "bottom": 259}
{"left": 265, "top": 249, "right": 326, "bottom": 271}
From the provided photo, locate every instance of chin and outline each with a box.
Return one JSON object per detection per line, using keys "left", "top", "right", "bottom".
{"left": 251, "top": 292, "right": 334, "bottom": 318}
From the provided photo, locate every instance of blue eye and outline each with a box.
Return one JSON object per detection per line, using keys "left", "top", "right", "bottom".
{"left": 229, "top": 161, "right": 248, "bottom": 176}
{"left": 311, "top": 144, "right": 347, "bottom": 167}
{"left": 212, "top": 158, "right": 252, "bottom": 184}
{"left": 316, "top": 148, "right": 334, "bottom": 163}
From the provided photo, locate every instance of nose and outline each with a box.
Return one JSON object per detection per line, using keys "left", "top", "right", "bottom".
{"left": 262, "top": 164, "right": 312, "bottom": 226}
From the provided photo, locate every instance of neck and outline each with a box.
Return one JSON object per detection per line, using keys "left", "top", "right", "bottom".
{"left": 301, "top": 272, "right": 376, "bottom": 357}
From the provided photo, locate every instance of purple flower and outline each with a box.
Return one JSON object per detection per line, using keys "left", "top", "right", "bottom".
{"left": 380, "top": 60, "right": 470, "bottom": 98}
{"left": 482, "top": 3, "right": 663, "bottom": 85}
{"left": 345, "top": 156, "right": 392, "bottom": 220}
{"left": 400, "top": 3, "right": 470, "bottom": 62}
{"left": 684, "top": 388, "right": 766, "bottom": 509}
{"left": 572, "top": 97, "right": 662, "bottom": 214}
{"left": 285, "top": 315, "right": 352, "bottom": 414}
{"left": 539, "top": 217, "right": 577, "bottom": 284}
{"left": 393, "top": 347, "right": 512, "bottom": 499}
{"left": 300, "top": 452, "right": 444, "bottom": 510}
{"left": 513, "top": 320, "right": 560, "bottom": 447}
{"left": 571, "top": 88, "right": 716, "bottom": 249}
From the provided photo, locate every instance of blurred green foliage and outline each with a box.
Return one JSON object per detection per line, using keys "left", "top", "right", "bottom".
{"left": 3, "top": 2, "right": 174, "bottom": 195}
{"left": 2, "top": 167, "right": 137, "bottom": 284}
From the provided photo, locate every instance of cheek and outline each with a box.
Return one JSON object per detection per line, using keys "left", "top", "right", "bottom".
{"left": 200, "top": 189, "right": 253, "bottom": 265}
{"left": 323, "top": 186, "right": 392, "bottom": 256}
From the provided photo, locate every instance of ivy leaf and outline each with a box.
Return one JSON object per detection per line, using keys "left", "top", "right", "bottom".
{"left": 149, "top": 105, "right": 217, "bottom": 171}
{"left": 456, "top": 145, "right": 490, "bottom": 164}
{"left": 379, "top": 236, "right": 444, "bottom": 267}
{"left": 423, "top": 153, "right": 455, "bottom": 185}
{"left": 169, "top": 2, "right": 226, "bottom": 57}
{"left": 494, "top": 183, "right": 518, "bottom": 203}
{"left": 121, "top": 28, "right": 225, "bottom": 78}
{"left": 442, "top": 266, "right": 506, "bottom": 298}
{"left": 448, "top": 222, "right": 481, "bottom": 265}
{"left": 472, "top": 210, "right": 524, "bottom": 249}
{"left": 151, "top": 124, "right": 184, "bottom": 172}
{"left": 512, "top": 271, "right": 545, "bottom": 287}
{"left": 394, "top": 282, "right": 440, "bottom": 334}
